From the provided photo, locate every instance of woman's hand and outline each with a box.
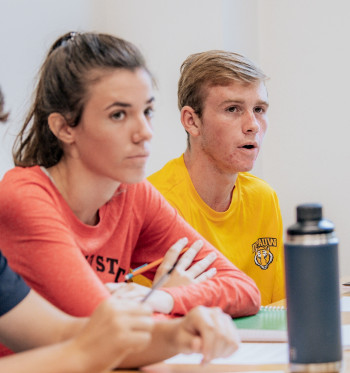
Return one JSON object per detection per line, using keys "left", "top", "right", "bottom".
{"left": 153, "top": 237, "right": 217, "bottom": 287}
{"left": 173, "top": 306, "right": 240, "bottom": 364}
{"left": 106, "top": 282, "right": 175, "bottom": 314}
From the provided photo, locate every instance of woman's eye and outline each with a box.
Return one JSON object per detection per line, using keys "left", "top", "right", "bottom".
{"left": 112, "top": 111, "right": 126, "bottom": 120}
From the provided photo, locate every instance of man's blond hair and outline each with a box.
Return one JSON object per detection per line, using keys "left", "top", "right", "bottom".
{"left": 178, "top": 50, "right": 267, "bottom": 117}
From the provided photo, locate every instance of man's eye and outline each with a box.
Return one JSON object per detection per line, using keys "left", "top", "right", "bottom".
{"left": 112, "top": 111, "right": 126, "bottom": 120}
{"left": 227, "top": 106, "right": 238, "bottom": 112}
{"left": 254, "top": 107, "right": 265, "bottom": 114}
{"left": 145, "top": 107, "right": 154, "bottom": 119}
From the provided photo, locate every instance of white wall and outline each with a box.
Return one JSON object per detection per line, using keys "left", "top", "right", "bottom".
{"left": 0, "top": 0, "right": 93, "bottom": 176}
{"left": 258, "top": 0, "right": 350, "bottom": 276}
{"left": 1, "top": 0, "right": 350, "bottom": 276}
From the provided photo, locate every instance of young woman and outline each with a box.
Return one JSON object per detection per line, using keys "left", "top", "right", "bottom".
{"left": 0, "top": 32, "right": 260, "bottom": 319}
{"left": 0, "top": 88, "right": 240, "bottom": 370}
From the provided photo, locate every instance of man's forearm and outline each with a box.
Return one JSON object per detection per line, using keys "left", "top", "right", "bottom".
{"left": 0, "top": 340, "right": 92, "bottom": 373}
{"left": 118, "top": 318, "right": 179, "bottom": 368}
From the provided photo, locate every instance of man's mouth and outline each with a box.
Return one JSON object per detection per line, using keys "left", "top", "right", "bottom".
{"left": 242, "top": 145, "right": 255, "bottom": 149}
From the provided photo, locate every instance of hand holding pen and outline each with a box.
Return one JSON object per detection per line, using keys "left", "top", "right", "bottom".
{"left": 127, "top": 237, "right": 217, "bottom": 288}
{"left": 141, "top": 238, "right": 217, "bottom": 303}
{"left": 108, "top": 237, "right": 218, "bottom": 314}
{"left": 151, "top": 238, "right": 217, "bottom": 288}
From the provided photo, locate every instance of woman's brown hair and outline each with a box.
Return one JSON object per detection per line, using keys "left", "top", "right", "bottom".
{"left": 13, "top": 32, "right": 152, "bottom": 167}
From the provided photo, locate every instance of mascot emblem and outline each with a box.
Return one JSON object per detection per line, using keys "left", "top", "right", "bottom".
{"left": 252, "top": 237, "right": 277, "bottom": 270}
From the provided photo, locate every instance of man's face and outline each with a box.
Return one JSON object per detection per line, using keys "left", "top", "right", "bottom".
{"left": 197, "top": 81, "right": 269, "bottom": 175}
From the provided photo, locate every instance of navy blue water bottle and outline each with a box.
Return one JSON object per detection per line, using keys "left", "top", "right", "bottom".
{"left": 284, "top": 203, "right": 342, "bottom": 372}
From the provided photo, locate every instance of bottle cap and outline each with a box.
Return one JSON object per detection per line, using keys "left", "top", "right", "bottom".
{"left": 297, "top": 203, "right": 322, "bottom": 222}
{"left": 287, "top": 203, "right": 334, "bottom": 235}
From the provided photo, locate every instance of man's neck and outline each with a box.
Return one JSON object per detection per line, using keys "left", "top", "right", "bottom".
{"left": 183, "top": 150, "right": 238, "bottom": 212}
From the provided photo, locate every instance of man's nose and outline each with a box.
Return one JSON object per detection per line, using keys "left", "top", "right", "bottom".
{"left": 242, "top": 111, "right": 260, "bottom": 134}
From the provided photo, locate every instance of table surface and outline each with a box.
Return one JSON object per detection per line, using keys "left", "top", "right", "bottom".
{"left": 109, "top": 287, "right": 350, "bottom": 372}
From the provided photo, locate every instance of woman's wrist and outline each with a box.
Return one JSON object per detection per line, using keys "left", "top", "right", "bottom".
{"left": 147, "top": 290, "right": 174, "bottom": 314}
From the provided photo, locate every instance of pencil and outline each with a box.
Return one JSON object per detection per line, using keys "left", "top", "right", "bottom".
{"left": 141, "top": 263, "right": 177, "bottom": 303}
{"left": 125, "top": 246, "right": 189, "bottom": 281}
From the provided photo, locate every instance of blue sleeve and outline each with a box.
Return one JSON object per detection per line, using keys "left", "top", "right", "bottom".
{"left": 0, "top": 251, "right": 30, "bottom": 316}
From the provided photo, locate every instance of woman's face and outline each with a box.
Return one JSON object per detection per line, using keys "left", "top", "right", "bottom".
{"left": 70, "top": 68, "right": 154, "bottom": 185}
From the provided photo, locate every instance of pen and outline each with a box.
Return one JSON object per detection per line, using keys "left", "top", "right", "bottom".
{"left": 141, "top": 261, "right": 178, "bottom": 303}
{"left": 125, "top": 246, "right": 189, "bottom": 281}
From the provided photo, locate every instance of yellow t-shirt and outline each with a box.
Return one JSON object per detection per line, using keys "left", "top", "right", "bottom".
{"left": 148, "top": 155, "right": 285, "bottom": 305}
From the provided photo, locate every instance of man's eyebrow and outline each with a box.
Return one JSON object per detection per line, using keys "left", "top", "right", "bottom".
{"left": 105, "top": 96, "right": 155, "bottom": 111}
{"left": 256, "top": 100, "right": 269, "bottom": 107}
{"left": 221, "top": 99, "right": 269, "bottom": 106}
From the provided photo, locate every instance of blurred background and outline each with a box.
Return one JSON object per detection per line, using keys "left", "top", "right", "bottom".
{"left": 1, "top": 0, "right": 350, "bottom": 276}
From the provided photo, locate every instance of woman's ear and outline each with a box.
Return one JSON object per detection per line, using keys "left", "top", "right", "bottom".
{"left": 180, "top": 106, "right": 201, "bottom": 137}
{"left": 48, "top": 113, "right": 75, "bottom": 145}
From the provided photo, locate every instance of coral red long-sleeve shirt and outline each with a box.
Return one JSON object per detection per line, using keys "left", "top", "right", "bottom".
{"left": 0, "top": 166, "right": 260, "bottom": 318}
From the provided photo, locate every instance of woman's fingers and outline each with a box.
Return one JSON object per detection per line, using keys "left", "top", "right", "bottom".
{"left": 194, "top": 267, "right": 217, "bottom": 283}
{"left": 184, "top": 250, "right": 217, "bottom": 278}
{"left": 153, "top": 237, "right": 219, "bottom": 287}
{"left": 175, "top": 240, "right": 203, "bottom": 270}
{"left": 153, "top": 237, "right": 188, "bottom": 282}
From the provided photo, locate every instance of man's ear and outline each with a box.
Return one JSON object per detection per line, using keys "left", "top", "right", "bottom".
{"left": 48, "top": 113, "right": 75, "bottom": 145}
{"left": 180, "top": 106, "right": 201, "bottom": 137}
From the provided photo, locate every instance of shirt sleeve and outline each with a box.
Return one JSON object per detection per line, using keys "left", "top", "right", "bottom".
{"left": 0, "top": 180, "right": 110, "bottom": 317}
{"left": 0, "top": 251, "right": 30, "bottom": 317}
{"left": 132, "top": 182, "right": 261, "bottom": 317}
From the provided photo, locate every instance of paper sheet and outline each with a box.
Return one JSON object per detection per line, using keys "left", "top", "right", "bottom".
{"left": 341, "top": 297, "right": 350, "bottom": 311}
{"left": 165, "top": 300, "right": 350, "bottom": 366}
{"left": 342, "top": 324, "right": 350, "bottom": 348}
{"left": 165, "top": 342, "right": 288, "bottom": 365}
{"left": 165, "top": 324, "right": 350, "bottom": 365}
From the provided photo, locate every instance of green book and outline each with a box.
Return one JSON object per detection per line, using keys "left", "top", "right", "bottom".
{"left": 233, "top": 307, "right": 288, "bottom": 342}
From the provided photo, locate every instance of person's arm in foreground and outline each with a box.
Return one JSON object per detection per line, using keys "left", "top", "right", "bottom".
{"left": 119, "top": 305, "right": 240, "bottom": 368}
{"left": 0, "top": 291, "right": 153, "bottom": 373}
{"left": 0, "top": 290, "right": 239, "bottom": 371}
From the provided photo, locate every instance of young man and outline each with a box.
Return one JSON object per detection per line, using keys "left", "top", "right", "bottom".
{"left": 148, "top": 50, "right": 284, "bottom": 305}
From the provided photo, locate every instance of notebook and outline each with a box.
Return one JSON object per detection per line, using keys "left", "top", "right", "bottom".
{"left": 233, "top": 306, "right": 287, "bottom": 342}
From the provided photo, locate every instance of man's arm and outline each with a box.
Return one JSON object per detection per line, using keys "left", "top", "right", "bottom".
{"left": 0, "top": 290, "right": 82, "bottom": 351}
{"left": 118, "top": 306, "right": 240, "bottom": 368}
{"left": 0, "top": 290, "right": 240, "bottom": 371}
{"left": 0, "top": 291, "right": 154, "bottom": 373}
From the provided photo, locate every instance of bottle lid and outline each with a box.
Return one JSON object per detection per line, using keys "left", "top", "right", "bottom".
{"left": 287, "top": 203, "right": 334, "bottom": 235}
{"left": 297, "top": 203, "right": 322, "bottom": 222}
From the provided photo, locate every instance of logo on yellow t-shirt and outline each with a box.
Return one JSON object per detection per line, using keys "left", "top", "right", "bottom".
{"left": 252, "top": 237, "right": 277, "bottom": 270}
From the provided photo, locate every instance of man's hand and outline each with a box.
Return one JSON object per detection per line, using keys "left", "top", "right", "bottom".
{"left": 173, "top": 306, "right": 240, "bottom": 364}
{"left": 71, "top": 298, "right": 154, "bottom": 371}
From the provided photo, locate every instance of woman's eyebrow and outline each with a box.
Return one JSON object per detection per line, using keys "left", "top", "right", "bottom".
{"left": 105, "top": 101, "right": 131, "bottom": 110}
{"left": 105, "top": 96, "right": 155, "bottom": 111}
